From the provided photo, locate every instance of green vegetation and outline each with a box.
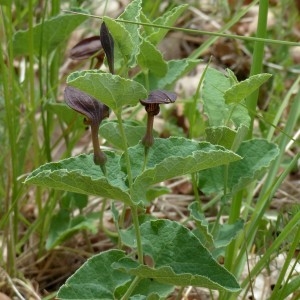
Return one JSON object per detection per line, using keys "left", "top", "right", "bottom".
{"left": 1, "top": 0, "right": 299, "bottom": 299}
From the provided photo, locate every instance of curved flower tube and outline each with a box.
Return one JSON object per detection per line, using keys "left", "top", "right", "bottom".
{"left": 64, "top": 86, "right": 109, "bottom": 170}
{"left": 140, "top": 90, "right": 177, "bottom": 148}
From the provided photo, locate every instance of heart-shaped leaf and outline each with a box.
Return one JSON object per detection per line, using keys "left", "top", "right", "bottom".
{"left": 24, "top": 152, "right": 132, "bottom": 204}
{"left": 67, "top": 71, "right": 147, "bottom": 113}
{"left": 114, "top": 219, "right": 241, "bottom": 292}
{"left": 126, "top": 137, "right": 241, "bottom": 204}
{"left": 57, "top": 250, "right": 131, "bottom": 299}
{"left": 198, "top": 139, "right": 279, "bottom": 194}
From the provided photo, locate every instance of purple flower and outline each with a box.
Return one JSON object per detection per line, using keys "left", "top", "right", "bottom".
{"left": 140, "top": 90, "right": 177, "bottom": 148}
{"left": 64, "top": 86, "right": 109, "bottom": 169}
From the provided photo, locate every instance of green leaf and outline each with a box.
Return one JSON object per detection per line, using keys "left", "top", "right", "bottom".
{"left": 137, "top": 38, "right": 168, "bottom": 77}
{"left": 148, "top": 5, "right": 188, "bottom": 44}
{"left": 102, "top": 16, "right": 134, "bottom": 65}
{"left": 202, "top": 67, "right": 251, "bottom": 127}
{"left": 146, "top": 186, "right": 170, "bottom": 202}
{"left": 131, "top": 279, "right": 173, "bottom": 299}
{"left": 205, "top": 126, "right": 237, "bottom": 149}
{"left": 118, "top": 0, "right": 142, "bottom": 66}
{"left": 127, "top": 137, "right": 241, "bottom": 204}
{"left": 198, "top": 139, "right": 279, "bottom": 195}
{"left": 135, "top": 59, "right": 200, "bottom": 90}
{"left": 46, "top": 211, "right": 98, "bottom": 250}
{"left": 100, "top": 120, "right": 147, "bottom": 150}
{"left": 140, "top": 11, "right": 155, "bottom": 37}
{"left": 202, "top": 67, "right": 230, "bottom": 126}
{"left": 213, "top": 219, "right": 244, "bottom": 248}
{"left": 115, "top": 278, "right": 173, "bottom": 300}
{"left": 58, "top": 250, "right": 131, "bottom": 299}
{"left": 13, "top": 13, "right": 88, "bottom": 56}
{"left": 229, "top": 102, "right": 251, "bottom": 128}
{"left": 67, "top": 71, "right": 147, "bottom": 112}
{"left": 24, "top": 153, "right": 132, "bottom": 204}
{"left": 114, "top": 219, "right": 240, "bottom": 292}
{"left": 224, "top": 73, "right": 272, "bottom": 104}
{"left": 188, "top": 202, "right": 214, "bottom": 248}
{"left": 58, "top": 249, "right": 173, "bottom": 299}
{"left": 205, "top": 124, "right": 249, "bottom": 152}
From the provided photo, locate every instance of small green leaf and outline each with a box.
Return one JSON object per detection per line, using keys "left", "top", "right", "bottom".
{"left": 224, "top": 73, "right": 272, "bottom": 104}
{"left": 148, "top": 5, "right": 188, "bottom": 44}
{"left": 118, "top": 0, "right": 142, "bottom": 66}
{"left": 114, "top": 219, "right": 240, "bottom": 292}
{"left": 135, "top": 59, "right": 201, "bottom": 90}
{"left": 67, "top": 71, "right": 147, "bottom": 112}
{"left": 46, "top": 211, "right": 98, "bottom": 250}
{"left": 198, "top": 139, "right": 279, "bottom": 194}
{"left": 146, "top": 186, "right": 170, "bottom": 202}
{"left": 100, "top": 120, "right": 147, "bottom": 150}
{"left": 25, "top": 153, "right": 132, "bottom": 204}
{"left": 58, "top": 250, "right": 131, "bottom": 299}
{"left": 13, "top": 13, "right": 88, "bottom": 56}
{"left": 202, "top": 67, "right": 251, "bottom": 127}
{"left": 128, "top": 137, "right": 241, "bottom": 204}
{"left": 137, "top": 38, "right": 168, "bottom": 77}
{"left": 213, "top": 219, "right": 244, "bottom": 248}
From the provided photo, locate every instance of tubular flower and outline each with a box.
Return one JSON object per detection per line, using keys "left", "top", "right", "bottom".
{"left": 140, "top": 90, "right": 177, "bottom": 148}
{"left": 100, "top": 22, "right": 114, "bottom": 74}
{"left": 64, "top": 86, "right": 109, "bottom": 169}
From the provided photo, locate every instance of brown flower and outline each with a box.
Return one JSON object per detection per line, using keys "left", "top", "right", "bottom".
{"left": 140, "top": 90, "right": 177, "bottom": 148}
{"left": 64, "top": 86, "right": 109, "bottom": 169}
{"left": 100, "top": 22, "right": 114, "bottom": 74}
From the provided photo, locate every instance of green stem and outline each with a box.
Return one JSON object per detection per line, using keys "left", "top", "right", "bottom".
{"left": 117, "top": 111, "right": 133, "bottom": 187}
{"left": 121, "top": 206, "right": 143, "bottom": 299}
{"left": 116, "top": 111, "right": 144, "bottom": 298}
{"left": 99, "top": 199, "right": 118, "bottom": 238}
{"left": 131, "top": 205, "right": 143, "bottom": 264}
{"left": 121, "top": 276, "right": 142, "bottom": 300}
{"left": 245, "top": 0, "right": 269, "bottom": 137}
{"left": 224, "top": 190, "right": 243, "bottom": 272}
